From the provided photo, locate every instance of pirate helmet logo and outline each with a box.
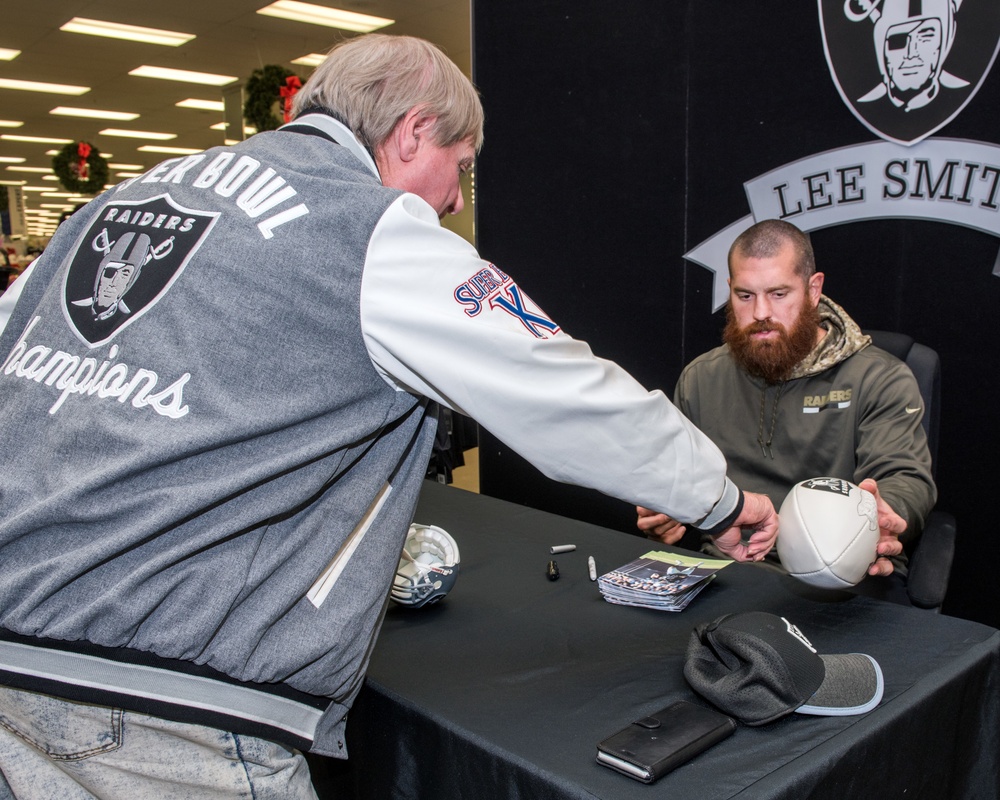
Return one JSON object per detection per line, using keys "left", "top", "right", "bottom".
{"left": 819, "top": 0, "right": 1000, "bottom": 145}
{"left": 858, "top": 0, "right": 965, "bottom": 111}
{"left": 76, "top": 231, "right": 152, "bottom": 321}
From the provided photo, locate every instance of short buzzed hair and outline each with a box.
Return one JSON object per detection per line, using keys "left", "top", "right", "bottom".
{"left": 728, "top": 219, "right": 815, "bottom": 280}
{"left": 291, "top": 34, "right": 484, "bottom": 154}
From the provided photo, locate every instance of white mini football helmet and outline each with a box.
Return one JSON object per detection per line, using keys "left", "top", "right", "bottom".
{"left": 390, "top": 523, "right": 460, "bottom": 608}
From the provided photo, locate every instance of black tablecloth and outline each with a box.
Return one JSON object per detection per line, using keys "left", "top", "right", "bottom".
{"left": 313, "top": 481, "right": 1000, "bottom": 799}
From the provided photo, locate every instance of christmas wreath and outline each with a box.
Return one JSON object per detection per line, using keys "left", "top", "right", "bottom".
{"left": 52, "top": 142, "right": 109, "bottom": 194}
{"left": 244, "top": 65, "right": 303, "bottom": 133}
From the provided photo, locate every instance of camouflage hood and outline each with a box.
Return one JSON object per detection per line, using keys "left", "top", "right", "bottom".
{"left": 786, "top": 295, "right": 871, "bottom": 381}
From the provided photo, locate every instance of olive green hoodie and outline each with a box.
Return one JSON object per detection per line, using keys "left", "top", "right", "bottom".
{"left": 675, "top": 296, "right": 937, "bottom": 574}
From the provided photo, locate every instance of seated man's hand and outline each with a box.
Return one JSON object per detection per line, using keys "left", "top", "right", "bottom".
{"left": 859, "top": 478, "right": 906, "bottom": 577}
{"left": 636, "top": 507, "right": 686, "bottom": 544}
{"left": 711, "top": 491, "right": 778, "bottom": 562}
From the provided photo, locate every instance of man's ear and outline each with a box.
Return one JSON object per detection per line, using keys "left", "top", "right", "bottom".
{"left": 809, "top": 271, "right": 825, "bottom": 304}
{"left": 396, "top": 107, "right": 437, "bottom": 163}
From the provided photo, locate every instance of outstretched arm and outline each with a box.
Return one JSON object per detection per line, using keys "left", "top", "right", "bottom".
{"left": 638, "top": 491, "right": 778, "bottom": 563}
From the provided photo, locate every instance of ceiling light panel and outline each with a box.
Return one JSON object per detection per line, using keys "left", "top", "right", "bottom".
{"left": 0, "top": 48, "right": 20, "bottom": 61}
{"left": 210, "top": 123, "right": 255, "bottom": 134}
{"left": 130, "top": 66, "right": 237, "bottom": 86}
{"left": 137, "top": 145, "right": 203, "bottom": 154}
{"left": 1, "top": 134, "right": 74, "bottom": 144}
{"left": 99, "top": 128, "right": 177, "bottom": 140}
{"left": 256, "top": 2, "right": 394, "bottom": 33}
{"left": 51, "top": 107, "right": 140, "bottom": 121}
{"left": 292, "top": 53, "right": 327, "bottom": 67}
{"left": 60, "top": 18, "right": 195, "bottom": 47}
{"left": 0, "top": 78, "right": 89, "bottom": 95}
{"left": 176, "top": 99, "right": 224, "bottom": 111}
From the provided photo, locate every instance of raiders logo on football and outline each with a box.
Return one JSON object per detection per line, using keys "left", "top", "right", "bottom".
{"left": 818, "top": 0, "right": 1000, "bottom": 145}
{"left": 802, "top": 477, "right": 853, "bottom": 496}
{"left": 64, "top": 194, "right": 218, "bottom": 346}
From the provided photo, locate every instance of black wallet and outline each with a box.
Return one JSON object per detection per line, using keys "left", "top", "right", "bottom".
{"left": 596, "top": 700, "right": 736, "bottom": 783}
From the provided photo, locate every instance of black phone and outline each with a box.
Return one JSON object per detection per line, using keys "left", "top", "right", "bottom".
{"left": 596, "top": 700, "right": 736, "bottom": 783}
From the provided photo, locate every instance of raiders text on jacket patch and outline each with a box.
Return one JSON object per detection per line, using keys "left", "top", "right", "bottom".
{"left": 802, "top": 389, "right": 852, "bottom": 414}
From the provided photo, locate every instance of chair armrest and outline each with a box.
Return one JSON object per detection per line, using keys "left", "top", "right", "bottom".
{"left": 906, "top": 509, "right": 956, "bottom": 610}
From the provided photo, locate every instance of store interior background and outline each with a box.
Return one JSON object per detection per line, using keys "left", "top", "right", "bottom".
{"left": 3, "top": 2, "right": 997, "bottom": 630}
{"left": 1, "top": 0, "right": 474, "bottom": 247}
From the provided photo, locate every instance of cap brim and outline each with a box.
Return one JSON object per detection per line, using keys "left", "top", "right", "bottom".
{"left": 795, "top": 653, "right": 884, "bottom": 717}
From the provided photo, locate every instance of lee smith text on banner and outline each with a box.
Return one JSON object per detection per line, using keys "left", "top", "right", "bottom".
{"left": 685, "top": 137, "right": 1000, "bottom": 310}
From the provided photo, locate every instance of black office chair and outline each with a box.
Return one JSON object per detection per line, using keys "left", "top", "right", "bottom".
{"left": 864, "top": 330, "right": 956, "bottom": 611}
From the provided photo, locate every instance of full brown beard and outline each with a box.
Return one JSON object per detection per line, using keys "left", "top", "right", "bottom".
{"left": 723, "top": 298, "right": 822, "bottom": 384}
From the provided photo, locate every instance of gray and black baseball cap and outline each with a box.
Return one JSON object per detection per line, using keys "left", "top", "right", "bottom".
{"left": 684, "top": 611, "right": 884, "bottom": 726}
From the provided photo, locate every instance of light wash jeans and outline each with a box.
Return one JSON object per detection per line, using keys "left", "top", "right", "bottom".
{"left": 0, "top": 685, "right": 320, "bottom": 799}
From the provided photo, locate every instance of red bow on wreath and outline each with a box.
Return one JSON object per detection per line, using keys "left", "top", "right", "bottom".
{"left": 280, "top": 76, "right": 302, "bottom": 123}
{"left": 76, "top": 142, "right": 92, "bottom": 180}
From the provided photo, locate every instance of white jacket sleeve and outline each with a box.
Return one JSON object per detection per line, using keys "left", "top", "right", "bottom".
{"left": 360, "top": 194, "right": 739, "bottom": 529}
{"left": 0, "top": 260, "right": 36, "bottom": 337}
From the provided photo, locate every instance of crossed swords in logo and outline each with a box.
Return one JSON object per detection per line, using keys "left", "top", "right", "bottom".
{"left": 845, "top": 0, "right": 963, "bottom": 24}
{"left": 845, "top": 0, "right": 886, "bottom": 23}
{"left": 89, "top": 227, "right": 176, "bottom": 263}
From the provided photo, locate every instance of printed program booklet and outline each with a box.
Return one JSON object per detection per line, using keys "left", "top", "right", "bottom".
{"left": 597, "top": 551, "right": 732, "bottom": 611}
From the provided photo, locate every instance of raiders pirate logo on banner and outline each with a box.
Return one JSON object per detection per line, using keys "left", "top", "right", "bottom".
{"left": 819, "top": 0, "right": 1000, "bottom": 145}
{"left": 63, "top": 194, "right": 218, "bottom": 346}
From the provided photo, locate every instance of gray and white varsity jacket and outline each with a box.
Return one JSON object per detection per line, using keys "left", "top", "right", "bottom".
{"left": 0, "top": 114, "right": 740, "bottom": 756}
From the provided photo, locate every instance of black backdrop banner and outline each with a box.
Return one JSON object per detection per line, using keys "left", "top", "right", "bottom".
{"left": 472, "top": 0, "right": 1000, "bottom": 629}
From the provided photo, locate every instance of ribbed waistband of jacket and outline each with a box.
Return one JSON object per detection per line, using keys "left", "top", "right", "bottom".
{"left": 0, "top": 629, "right": 332, "bottom": 753}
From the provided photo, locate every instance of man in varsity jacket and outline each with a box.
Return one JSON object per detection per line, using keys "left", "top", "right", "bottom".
{"left": 0, "top": 35, "right": 788, "bottom": 798}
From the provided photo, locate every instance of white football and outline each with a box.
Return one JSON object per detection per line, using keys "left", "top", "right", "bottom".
{"left": 777, "top": 478, "right": 879, "bottom": 589}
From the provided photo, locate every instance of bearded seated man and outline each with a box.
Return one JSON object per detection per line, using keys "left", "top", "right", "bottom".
{"left": 638, "top": 219, "right": 936, "bottom": 604}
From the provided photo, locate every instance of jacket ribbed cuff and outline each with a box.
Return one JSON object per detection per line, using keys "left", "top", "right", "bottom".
{"left": 689, "top": 478, "right": 743, "bottom": 536}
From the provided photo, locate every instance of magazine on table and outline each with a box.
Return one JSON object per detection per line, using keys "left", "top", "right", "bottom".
{"left": 597, "top": 551, "right": 732, "bottom": 611}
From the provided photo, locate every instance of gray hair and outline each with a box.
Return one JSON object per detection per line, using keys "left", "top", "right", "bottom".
{"left": 291, "top": 34, "right": 484, "bottom": 153}
{"left": 728, "top": 219, "right": 816, "bottom": 280}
